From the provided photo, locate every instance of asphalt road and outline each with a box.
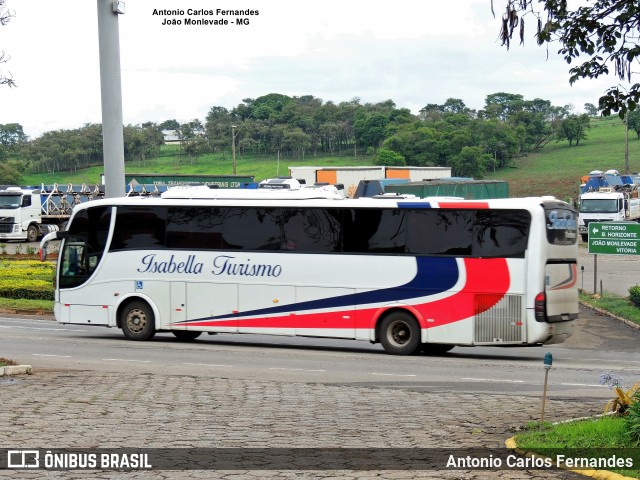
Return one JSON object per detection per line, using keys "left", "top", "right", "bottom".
{"left": 2, "top": 303, "right": 638, "bottom": 400}
{"left": 2, "top": 292, "right": 639, "bottom": 478}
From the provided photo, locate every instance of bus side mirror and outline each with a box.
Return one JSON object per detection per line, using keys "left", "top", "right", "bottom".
{"left": 39, "top": 231, "right": 68, "bottom": 262}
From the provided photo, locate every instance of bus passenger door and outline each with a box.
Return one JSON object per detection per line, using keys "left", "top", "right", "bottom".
{"left": 295, "top": 287, "right": 356, "bottom": 339}
{"left": 186, "top": 283, "right": 238, "bottom": 333}
{"left": 238, "top": 284, "right": 295, "bottom": 335}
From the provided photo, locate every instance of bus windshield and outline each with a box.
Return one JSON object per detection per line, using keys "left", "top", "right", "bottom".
{"left": 58, "top": 206, "right": 111, "bottom": 288}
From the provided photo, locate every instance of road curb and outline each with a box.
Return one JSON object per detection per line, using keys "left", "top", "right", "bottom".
{"left": 580, "top": 301, "right": 640, "bottom": 331}
{"left": 0, "top": 365, "right": 33, "bottom": 376}
{"left": 505, "top": 436, "right": 636, "bottom": 480}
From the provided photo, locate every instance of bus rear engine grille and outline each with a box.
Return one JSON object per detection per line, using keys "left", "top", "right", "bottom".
{"left": 474, "top": 294, "right": 524, "bottom": 343}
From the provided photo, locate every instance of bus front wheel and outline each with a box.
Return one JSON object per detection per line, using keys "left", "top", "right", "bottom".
{"left": 121, "top": 300, "right": 156, "bottom": 341}
{"left": 379, "top": 312, "right": 421, "bottom": 355}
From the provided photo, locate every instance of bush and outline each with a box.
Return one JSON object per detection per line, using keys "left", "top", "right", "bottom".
{"left": 625, "top": 391, "right": 640, "bottom": 446}
{"left": 0, "top": 279, "right": 54, "bottom": 300}
{"left": 630, "top": 285, "right": 640, "bottom": 308}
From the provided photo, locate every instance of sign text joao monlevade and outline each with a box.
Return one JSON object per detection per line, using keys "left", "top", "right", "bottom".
{"left": 588, "top": 222, "right": 640, "bottom": 255}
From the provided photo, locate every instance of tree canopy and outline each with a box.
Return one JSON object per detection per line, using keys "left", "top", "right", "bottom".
{"left": 0, "top": 0, "right": 15, "bottom": 87}
{"left": 495, "top": 0, "right": 639, "bottom": 117}
{"left": 1, "top": 91, "right": 594, "bottom": 181}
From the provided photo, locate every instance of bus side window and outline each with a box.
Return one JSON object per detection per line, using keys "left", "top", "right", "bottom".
{"left": 282, "top": 208, "right": 341, "bottom": 252}
{"left": 222, "top": 208, "right": 282, "bottom": 250}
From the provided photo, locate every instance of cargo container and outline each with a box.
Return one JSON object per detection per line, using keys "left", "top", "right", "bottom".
{"left": 385, "top": 179, "right": 509, "bottom": 199}
{"left": 288, "top": 166, "right": 451, "bottom": 198}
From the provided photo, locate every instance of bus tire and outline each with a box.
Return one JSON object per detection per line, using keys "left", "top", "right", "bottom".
{"left": 27, "top": 224, "right": 39, "bottom": 242}
{"left": 580, "top": 234, "right": 588, "bottom": 242}
{"left": 172, "top": 330, "right": 202, "bottom": 341}
{"left": 379, "top": 312, "right": 421, "bottom": 355}
{"left": 421, "top": 343, "right": 454, "bottom": 355}
{"left": 120, "top": 300, "right": 156, "bottom": 341}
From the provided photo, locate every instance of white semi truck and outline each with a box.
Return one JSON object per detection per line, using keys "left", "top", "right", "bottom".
{"left": 578, "top": 187, "right": 640, "bottom": 241}
{"left": 0, "top": 185, "right": 103, "bottom": 242}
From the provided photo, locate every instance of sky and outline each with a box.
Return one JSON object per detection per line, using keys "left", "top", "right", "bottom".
{"left": 1, "top": 0, "right": 616, "bottom": 139}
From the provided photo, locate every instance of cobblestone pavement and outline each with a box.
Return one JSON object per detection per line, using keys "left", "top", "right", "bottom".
{"left": 0, "top": 368, "right": 605, "bottom": 479}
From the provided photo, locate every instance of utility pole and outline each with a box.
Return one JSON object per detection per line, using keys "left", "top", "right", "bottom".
{"left": 232, "top": 125, "right": 237, "bottom": 175}
{"left": 625, "top": 112, "right": 630, "bottom": 175}
{"left": 97, "top": 0, "right": 126, "bottom": 198}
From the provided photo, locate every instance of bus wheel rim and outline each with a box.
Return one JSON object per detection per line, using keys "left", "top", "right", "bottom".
{"left": 127, "top": 309, "right": 147, "bottom": 333}
{"left": 389, "top": 320, "right": 410, "bottom": 346}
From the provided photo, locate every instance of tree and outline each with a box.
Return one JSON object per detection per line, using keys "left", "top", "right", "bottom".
{"left": 495, "top": 0, "right": 640, "bottom": 117}
{"left": 452, "top": 146, "right": 491, "bottom": 178}
{"left": 159, "top": 119, "right": 180, "bottom": 131}
{"left": 556, "top": 114, "right": 591, "bottom": 146}
{"left": 375, "top": 148, "right": 405, "bottom": 166}
{"left": 628, "top": 110, "right": 640, "bottom": 139}
{"left": 0, "top": 1, "right": 15, "bottom": 87}
{"left": 481, "top": 92, "right": 524, "bottom": 121}
{"left": 584, "top": 103, "right": 599, "bottom": 117}
{"left": 0, "top": 123, "right": 27, "bottom": 147}
{"left": 0, "top": 161, "right": 20, "bottom": 183}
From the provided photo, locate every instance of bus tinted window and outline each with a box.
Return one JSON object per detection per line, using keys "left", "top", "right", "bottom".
{"left": 222, "top": 208, "right": 282, "bottom": 250}
{"left": 406, "top": 209, "right": 530, "bottom": 257}
{"left": 111, "top": 206, "right": 167, "bottom": 250}
{"left": 365, "top": 209, "right": 407, "bottom": 253}
{"left": 107, "top": 205, "right": 530, "bottom": 257}
{"left": 282, "top": 208, "right": 341, "bottom": 252}
{"left": 167, "top": 207, "right": 224, "bottom": 249}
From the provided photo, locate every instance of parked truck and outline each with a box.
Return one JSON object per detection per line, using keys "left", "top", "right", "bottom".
{"left": 0, "top": 184, "right": 106, "bottom": 242}
{"left": 577, "top": 170, "right": 640, "bottom": 241}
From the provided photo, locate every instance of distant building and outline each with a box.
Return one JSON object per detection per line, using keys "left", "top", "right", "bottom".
{"left": 161, "top": 130, "right": 180, "bottom": 144}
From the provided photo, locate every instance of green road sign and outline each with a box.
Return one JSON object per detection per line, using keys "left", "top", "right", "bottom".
{"left": 588, "top": 222, "right": 640, "bottom": 255}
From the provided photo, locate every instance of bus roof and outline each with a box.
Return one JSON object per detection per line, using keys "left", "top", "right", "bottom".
{"left": 69, "top": 190, "right": 570, "bottom": 212}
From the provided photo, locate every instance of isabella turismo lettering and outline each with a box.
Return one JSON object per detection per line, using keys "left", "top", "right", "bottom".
{"left": 137, "top": 254, "right": 282, "bottom": 278}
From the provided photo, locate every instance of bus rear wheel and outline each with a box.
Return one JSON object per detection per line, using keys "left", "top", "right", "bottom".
{"left": 379, "top": 312, "right": 420, "bottom": 355}
{"left": 172, "top": 330, "right": 202, "bottom": 341}
{"left": 121, "top": 300, "right": 156, "bottom": 341}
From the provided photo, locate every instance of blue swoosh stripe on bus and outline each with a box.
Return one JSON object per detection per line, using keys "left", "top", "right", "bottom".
{"left": 180, "top": 256, "right": 459, "bottom": 323}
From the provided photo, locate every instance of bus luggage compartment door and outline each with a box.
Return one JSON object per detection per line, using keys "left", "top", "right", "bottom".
{"left": 67, "top": 304, "right": 110, "bottom": 325}
{"left": 186, "top": 282, "right": 238, "bottom": 333}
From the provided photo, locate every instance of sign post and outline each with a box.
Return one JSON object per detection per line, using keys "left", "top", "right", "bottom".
{"left": 588, "top": 222, "right": 640, "bottom": 294}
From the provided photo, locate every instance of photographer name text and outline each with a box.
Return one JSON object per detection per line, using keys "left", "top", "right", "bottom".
{"left": 153, "top": 8, "right": 259, "bottom": 27}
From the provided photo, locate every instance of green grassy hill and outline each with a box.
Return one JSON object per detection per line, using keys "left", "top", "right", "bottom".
{"left": 21, "top": 117, "right": 639, "bottom": 201}
{"left": 485, "top": 117, "right": 640, "bottom": 202}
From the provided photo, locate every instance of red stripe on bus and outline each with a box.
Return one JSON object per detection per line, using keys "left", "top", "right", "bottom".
{"left": 172, "top": 258, "right": 510, "bottom": 331}
{"left": 437, "top": 202, "right": 489, "bottom": 209}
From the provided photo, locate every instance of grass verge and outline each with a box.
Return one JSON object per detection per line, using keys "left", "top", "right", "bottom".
{"left": 513, "top": 418, "right": 640, "bottom": 478}
{"left": 580, "top": 291, "right": 640, "bottom": 327}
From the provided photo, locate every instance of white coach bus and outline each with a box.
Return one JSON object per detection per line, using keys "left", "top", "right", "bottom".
{"left": 40, "top": 183, "right": 579, "bottom": 355}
